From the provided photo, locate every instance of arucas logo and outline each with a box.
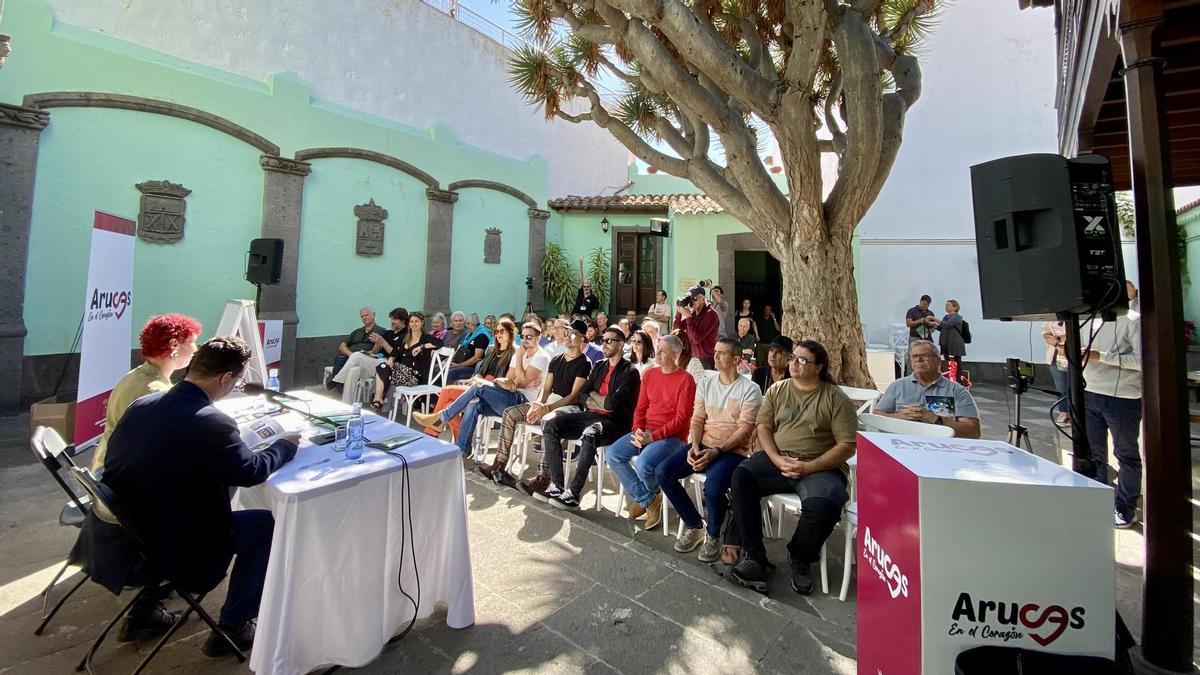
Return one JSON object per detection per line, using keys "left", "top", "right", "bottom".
{"left": 950, "top": 592, "right": 1085, "bottom": 646}
{"left": 862, "top": 527, "right": 909, "bottom": 599}
{"left": 889, "top": 437, "right": 1007, "bottom": 457}
{"left": 89, "top": 288, "right": 132, "bottom": 320}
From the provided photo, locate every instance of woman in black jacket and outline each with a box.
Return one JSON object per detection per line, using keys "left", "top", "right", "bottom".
{"left": 371, "top": 312, "right": 442, "bottom": 410}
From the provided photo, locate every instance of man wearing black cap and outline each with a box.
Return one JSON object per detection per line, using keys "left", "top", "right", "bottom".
{"left": 752, "top": 335, "right": 795, "bottom": 395}
{"left": 674, "top": 285, "right": 719, "bottom": 369}
{"left": 518, "top": 326, "right": 641, "bottom": 509}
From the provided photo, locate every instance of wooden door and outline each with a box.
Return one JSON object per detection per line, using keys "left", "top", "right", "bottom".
{"left": 635, "top": 235, "right": 660, "bottom": 312}
{"left": 613, "top": 231, "right": 662, "bottom": 314}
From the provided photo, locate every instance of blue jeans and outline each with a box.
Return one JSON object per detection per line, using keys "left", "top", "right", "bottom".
{"left": 1084, "top": 391, "right": 1142, "bottom": 516}
{"left": 604, "top": 433, "right": 686, "bottom": 507}
{"left": 441, "top": 383, "right": 526, "bottom": 454}
{"left": 656, "top": 446, "right": 745, "bottom": 537}
{"left": 218, "top": 509, "right": 275, "bottom": 627}
{"left": 446, "top": 366, "right": 475, "bottom": 383}
{"left": 1049, "top": 364, "right": 1070, "bottom": 413}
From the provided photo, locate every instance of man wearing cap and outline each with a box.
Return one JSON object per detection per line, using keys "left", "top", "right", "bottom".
{"left": 674, "top": 285, "right": 719, "bottom": 369}
{"left": 478, "top": 320, "right": 593, "bottom": 487}
{"left": 752, "top": 335, "right": 794, "bottom": 395}
{"left": 518, "top": 326, "right": 641, "bottom": 509}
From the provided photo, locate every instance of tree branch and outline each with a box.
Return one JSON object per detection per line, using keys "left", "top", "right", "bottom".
{"left": 823, "top": 6, "right": 883, "bottom": 230}
{"left": 602, "top": 0, "right": 778, "bottom": 121}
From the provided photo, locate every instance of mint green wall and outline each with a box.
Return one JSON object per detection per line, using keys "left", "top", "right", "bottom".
{"left": 25, "top": 108, "right": 263, "bottom": 355}
{"left": 1, "top": 0, "right": 551, "bottom": 353}
{"left": 450, "top": 189, "right": 532, "bottom": 318}
{"left": 297, "top": 158, "right": 430, "bottom": 336}
{"left": 667, "top": 212, "right": 747, "bottom": 294}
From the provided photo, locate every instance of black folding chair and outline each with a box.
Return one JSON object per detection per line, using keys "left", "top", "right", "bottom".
{"left": 30, "top": 426, "right": 92, "bottom": 635}
{"left": 69, "top": 467, "right": 247, "bottom": 674}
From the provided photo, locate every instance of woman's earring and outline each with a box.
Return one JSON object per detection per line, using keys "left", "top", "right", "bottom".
{"left": 170, "top": 348, "right": 179, "bottom": 359}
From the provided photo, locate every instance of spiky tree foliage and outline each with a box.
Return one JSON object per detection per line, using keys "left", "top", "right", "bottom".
{"left": 509, "top": 0, "right": 938, "bottom": 385}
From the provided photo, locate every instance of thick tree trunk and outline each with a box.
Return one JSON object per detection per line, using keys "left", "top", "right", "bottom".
{"left": 773, "top": 230, "right": 874, "bottom": 389}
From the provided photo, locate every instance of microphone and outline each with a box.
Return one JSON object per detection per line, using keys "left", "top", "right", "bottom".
{"left": 242, "top": 384, "right": 340, "bottom": 427}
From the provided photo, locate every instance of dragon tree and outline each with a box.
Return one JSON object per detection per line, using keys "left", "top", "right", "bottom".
{"left": 510, "top": 0, "right": 937, "bottom": 386}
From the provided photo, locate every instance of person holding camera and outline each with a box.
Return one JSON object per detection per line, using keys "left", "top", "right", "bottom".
{"left": 673, "top": 285, "right": 719, "bottom": 369}
{"left": 874, "top": 340, "right": 981, "bottom": 439}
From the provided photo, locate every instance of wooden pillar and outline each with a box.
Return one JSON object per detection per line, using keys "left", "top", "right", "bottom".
{"left": 1117, "top": 3, "right": 1193, "bottom": 670}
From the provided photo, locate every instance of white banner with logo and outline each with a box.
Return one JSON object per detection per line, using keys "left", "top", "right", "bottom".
{"left": 258, "top": 320, "right": 283, "bottom": 369}
{"left": 74, "top": 212, "right": 136, "bottom": 445}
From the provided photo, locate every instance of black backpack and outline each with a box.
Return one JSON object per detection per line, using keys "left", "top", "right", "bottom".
{"left": 961, "top": 320, "right": 972, "bottom": 344}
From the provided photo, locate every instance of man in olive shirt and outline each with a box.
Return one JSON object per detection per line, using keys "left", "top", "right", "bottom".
{"left": 725, "top": 340, "right": 858, "bottom": 596}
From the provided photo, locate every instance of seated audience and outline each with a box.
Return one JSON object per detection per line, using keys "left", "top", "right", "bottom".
{"left": 521, "top": 327, "right": 641, "bottom": 508}
{"left": 483, "top": 314, "right": 498, "bottom": 334}
{"left": 617, "top": 318, "right": 631, "bottom": 337}
{"left": 628, "top": 330, "right": 656, "bottom": 375}
{"left": 875, "top": 339, "right": 981, "bottom": 439}
{"left": 582, "top": 331, "right": 605, "bottom": 364}
{"left": 673, "top": 328, "right": 706, "bottom": 384}
{"left": 413, "top": 319, "right": 548, "bottom": 456}
{"left": 604, "top": 335, "right": 696, "bottom": 531}
{"left": 585, "top": 321, "right": 599, "bottom": 344}
{"left": 725, "top": 340, "right": 857, "bottom": 596}
{"left": 328, "top": 306, "right": 384, "bottom": 386}
{"left": 103, "top": 337, "right": 299, "bottom": 654}
{"left": 658, "top": 338, "right": 762, "bottom": 561}
{"left": 752, "top": 335, "right": 794, "bottom": 394}
{"left": 371, "top": 312, "right": 443, "bottom": 410}
{"left": 755, "top": 304, "right": 782, "bottom": 345}
{"left": 640, "top": 317, "right": 661, "bottom": 348}
{"left": 544, "top": 319, "right": 571, "bottom": 359}
{"left": 93, "top": 313, "right": 202, "bottom": 470}
{"left": 446, "top": 313, "right": 490, "bottom": 382}
{"left": 479, "top": 320, "right": 593, "bottom": 487}
{"left": 625, "top": 309, "right": 638, "bottom": 326}
{"left": 442, "top": 311, "right": 470, "bottom": 350}
{"left": 734, "top": 317, "right": 757, "bottom": 359}
{"left": 594, "top": 312, "right": 609, "bottom": 336}
{"left": 429, "top": 312, "right": 448, "bottom": 341}
{"left": 332, "top": 307, "right": 402, "bottom": 403}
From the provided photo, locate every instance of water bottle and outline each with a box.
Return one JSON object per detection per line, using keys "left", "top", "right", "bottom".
{"left": 266, "top": 368, "right": 281, "bottom": 392}
{"left": 346, "top": 402, "right": 365, "bottom": 462}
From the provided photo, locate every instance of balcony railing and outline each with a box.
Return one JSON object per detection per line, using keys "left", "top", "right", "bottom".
{"left": 421, "top": 0, "right": 619, "bottom": 102}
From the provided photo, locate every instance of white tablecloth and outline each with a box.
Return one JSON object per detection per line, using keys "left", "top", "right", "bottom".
{"left": 225, "top": 392, "right": 475, "bottom": 675}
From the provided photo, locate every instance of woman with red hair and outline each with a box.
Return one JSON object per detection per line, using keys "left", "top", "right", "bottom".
{"left": 92, "top": 313, "right": 202, "bottom": 469}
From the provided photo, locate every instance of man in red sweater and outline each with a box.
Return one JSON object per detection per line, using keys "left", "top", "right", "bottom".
{"left": 673, "top": 286, "right": 719, "bottom": 369}
{"left": 604, "top": 334, "right": 697, "bottom": 530}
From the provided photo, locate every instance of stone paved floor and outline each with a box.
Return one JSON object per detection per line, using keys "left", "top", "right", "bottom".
{"left": 0, "top": 382, "right": 1195, "bottom": 673}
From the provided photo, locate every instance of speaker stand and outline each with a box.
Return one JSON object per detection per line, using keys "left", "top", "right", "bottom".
{"left": 1059, "top": 311, "right": 1097, "bottom": 479}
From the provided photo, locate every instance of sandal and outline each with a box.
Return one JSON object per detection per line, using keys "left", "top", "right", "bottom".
{"left": 370, "top": 400, "right": 384, "bottom": 412}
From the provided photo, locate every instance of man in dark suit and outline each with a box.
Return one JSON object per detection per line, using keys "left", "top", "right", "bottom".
{"left": 103, "top": 336, "right": 299, "bottom": 656}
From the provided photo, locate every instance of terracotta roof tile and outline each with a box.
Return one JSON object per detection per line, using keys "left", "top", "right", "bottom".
{"left": 548, "top": 193, "right": 724, "bottom": 215}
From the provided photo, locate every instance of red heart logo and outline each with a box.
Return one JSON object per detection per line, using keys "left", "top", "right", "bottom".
{"left": 1020, "top": 603, "right": 1068, "bottom": 646}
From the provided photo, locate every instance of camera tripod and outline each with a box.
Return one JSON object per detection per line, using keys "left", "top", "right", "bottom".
{"left": 1007, "top": 381, "right": 1033, "bottom": 452}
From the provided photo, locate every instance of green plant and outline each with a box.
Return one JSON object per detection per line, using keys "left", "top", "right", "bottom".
{"left": 540, "top": 242, "right": 576, "bottom": 314}
{"left": 586, "top": 246, "right": 611, "bottom": 311}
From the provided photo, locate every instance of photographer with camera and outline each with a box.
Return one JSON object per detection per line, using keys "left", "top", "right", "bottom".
{"left": 673, "top": 283, "right": 719, "bottom": 369}
{"left": 875, "top": 340, "right": 981, "bottom": 439}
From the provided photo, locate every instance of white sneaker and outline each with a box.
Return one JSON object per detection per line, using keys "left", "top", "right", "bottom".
{"left": 1114, "top": 510, "right": 1137, "bottom": 529}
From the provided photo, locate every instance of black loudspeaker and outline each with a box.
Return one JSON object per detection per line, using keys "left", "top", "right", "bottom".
{"left": 970, "top": 153, "right": 1127, "bottom": 321}
{"left": 246, "top": 238, "right": 284, "bottom": 285}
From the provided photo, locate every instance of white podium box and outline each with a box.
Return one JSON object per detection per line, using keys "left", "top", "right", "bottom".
{"left": 855, "top": 432, "right": 1114, "bottom": 674}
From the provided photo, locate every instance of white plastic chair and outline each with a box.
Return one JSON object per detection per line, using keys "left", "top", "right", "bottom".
{"left": 838, "top": 385, "right": 881, "bottom": 414}
{"left": 391, "top": 347, "right": 455, "bottom": 426}
{"left": 833, "top": 412, "right": 955, "bottom": 601}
